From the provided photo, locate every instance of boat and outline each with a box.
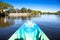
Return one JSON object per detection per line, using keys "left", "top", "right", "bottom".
{"left": 8, "top": 20, "right": 49, "bottom": 40}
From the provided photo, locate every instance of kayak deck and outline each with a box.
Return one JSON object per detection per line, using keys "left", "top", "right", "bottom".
{"left": 9, "top": 21, "right": 49, "bottom": 40}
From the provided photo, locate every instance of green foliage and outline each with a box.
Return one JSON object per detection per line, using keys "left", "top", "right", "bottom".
{"left": 27, "top": 9, "right": 31, "bottom": 13}
{"left": 20, "top": 7, "right": 27, "bottom": 13}
{"left": 0, "top": 2, "right": 13, "bottom": 10}
{"left": 8, "top": 9, "right": 16, "bottom": 13}
{"left": 31, "top": 10, "right": 41, "bottom": 15}
{"left": 57, "top": 11, "right": 60, "bottom": 14}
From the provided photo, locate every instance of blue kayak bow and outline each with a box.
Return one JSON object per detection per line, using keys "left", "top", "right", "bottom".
{"left": 9, "top": 20, "right": 49, "bottom": 40}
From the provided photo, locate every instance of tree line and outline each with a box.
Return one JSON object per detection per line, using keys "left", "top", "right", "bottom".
{"left": 7, "top": 8, "right": 41, "bottom": 15}
{"left": 0, "top": 2, "right": 60, "bottom": 15}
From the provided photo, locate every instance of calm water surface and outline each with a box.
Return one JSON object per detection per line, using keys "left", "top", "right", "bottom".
{"left": 0, "top": 14, "right": 60, "bottom": 40}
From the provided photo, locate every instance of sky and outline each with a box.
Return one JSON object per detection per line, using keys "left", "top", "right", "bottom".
{"left": 1, "top": 0, "right": 60, "bottom": 12}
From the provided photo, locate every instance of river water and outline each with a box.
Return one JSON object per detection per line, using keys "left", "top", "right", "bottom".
{"left": 0, "top": 14, "right": 60, "bottom": 40}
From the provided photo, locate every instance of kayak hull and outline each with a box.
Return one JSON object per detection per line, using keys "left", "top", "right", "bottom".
{"left": 9, "top": 21, "right": 49, "bottom": 40}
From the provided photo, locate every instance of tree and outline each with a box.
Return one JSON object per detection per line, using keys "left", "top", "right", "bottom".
{"left": 57, "top": 11, "right": 60, "bottom": 14}
{"left": 0, "top": 2, "right": 13, "bottom": 11}
{"left": 20, "top": 7, "right": 27, "bottom": 13}
{"left": 31, "top": 10, "right": 41, "bottom": 15}
{"left": 37, "top": 11, "right": 41, "bottom": 14}
{"left": 8, "top": 9, "right": 16, "bottom": 13}
{"left": 27, "top": 9, "right": 31, "bottom": 13}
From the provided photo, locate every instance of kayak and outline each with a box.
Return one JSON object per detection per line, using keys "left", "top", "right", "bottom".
{"left": 9, "top": 20, "right": 49, "bottom": 40}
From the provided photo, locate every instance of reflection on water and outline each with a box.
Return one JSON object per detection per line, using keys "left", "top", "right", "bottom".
{"left": 0, "top": 14, "right": 60, "bottom": 40}
{"left": 0, "top": 14, "right": 60, "bottom": 28}
{"left": 0, "top": 17, "right": 10, "bottom": 28}
{"left": 0, "top": 16, "right": 32, "bottom": 28}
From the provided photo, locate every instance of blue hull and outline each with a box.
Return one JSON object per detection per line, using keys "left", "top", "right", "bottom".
{"left": 9, "top": 21, "right": 49, "bottom": 40}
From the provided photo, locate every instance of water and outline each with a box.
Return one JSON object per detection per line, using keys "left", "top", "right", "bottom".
{"left": 0, "top": 14, "right": 60, "bottom": 40}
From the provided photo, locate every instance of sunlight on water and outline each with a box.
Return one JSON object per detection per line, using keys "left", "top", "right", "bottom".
{"left": 25, "top": 20, "right": 34, "bottom": 28}
{"left": 9, "top": 20, "right": 49, "bottom": 40}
